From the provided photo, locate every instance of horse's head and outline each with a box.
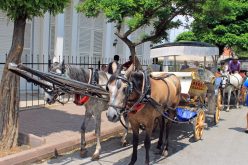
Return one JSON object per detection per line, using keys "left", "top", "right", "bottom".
{"left": 44, "top": 61, "right": 68, "bottom": 104}
{"left": 220, "top": 73, "right": 229, "bottom": 89}
{"left": 106, "top": 64, "right": 143, "bottom": 122}
{"left": 49, "top": 61, "right": 67, "bottom": 75}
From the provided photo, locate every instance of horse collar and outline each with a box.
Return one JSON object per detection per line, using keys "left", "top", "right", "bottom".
{"left": 128, "top": 103, "right": 146, "bottom": 115}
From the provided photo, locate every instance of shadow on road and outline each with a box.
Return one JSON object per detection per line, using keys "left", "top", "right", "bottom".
{"left": 19, "top": 108, "right": 95, "bottom": 137}
{"left": 229, "top": 127, "right": 247, "bottom": 133}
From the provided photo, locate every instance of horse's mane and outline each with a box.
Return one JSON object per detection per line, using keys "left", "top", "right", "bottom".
{"left": 129, "top": 71, "right": 144, "bottom": 91}
{"left": 108, "top": 70, "right": 143, "bottom": 91}
{"left": 65, "top": 65, "right": 89, "bottom": 83}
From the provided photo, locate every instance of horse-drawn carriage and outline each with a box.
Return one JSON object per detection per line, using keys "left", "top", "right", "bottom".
{"left": 150, "top": 41, "right": 222, "bottom": 141}
{"left": 8, "top": 41, "right": 222, "bottom": 164}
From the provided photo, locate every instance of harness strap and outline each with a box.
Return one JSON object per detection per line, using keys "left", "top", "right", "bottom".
{"left": 128, "top": 71, "right": 174, "bottom": 114}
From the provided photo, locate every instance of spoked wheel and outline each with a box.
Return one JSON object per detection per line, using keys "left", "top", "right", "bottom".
{"left": 214, "top": 90, "right": 222, "bottom": 124}
{"left": 217, "top": 89, "right": 222, "bottom": 111}
{"left": 241, "top": 88, "right": 247, "bottom": 105}
{"left": 214, "top": 106, "right": 221, "bottom": 125}
{"left": 194, "top": 109, "right": 205, "bottom": 141}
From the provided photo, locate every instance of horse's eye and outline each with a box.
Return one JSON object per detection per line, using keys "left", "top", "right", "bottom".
{"left": 123, "top": 87, "right": 127, "bottom": 93}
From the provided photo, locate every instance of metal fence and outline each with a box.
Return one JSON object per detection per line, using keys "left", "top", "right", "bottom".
{"left": 1, "top": 54, "right": 170, "bottom": 110}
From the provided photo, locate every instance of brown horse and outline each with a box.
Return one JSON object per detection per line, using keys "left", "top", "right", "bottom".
{"left": 106, "top": 65, "right": 181, "bottom": 165}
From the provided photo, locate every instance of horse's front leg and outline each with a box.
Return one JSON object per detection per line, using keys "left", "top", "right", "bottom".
{"left": 226, "top": 89, "right": 232, "bottom": 112}
{"left": 144, "top": 122, "right": 153, "bottom": 165}
{"left": 91, "top": 110, "right": 101, "bottom": 160}
{"left": 222, "top": 89, "right": 225, "bottom": 110}
{"left": 236, "top": 89, "right": 241, "bottom": 109}
{"left": 121, "top": 113, "right": 129, "bottom": 147}
{"left": 80, "top": 110, "right": 92, "bottom": 158}
{"left": 162, "top": 111, "right": 174, "bottom": 157}
{"left": 129, "top": 121, "right": 139, "bottom": 165}
{"left": 157, "top": 116, "right": 165, "bottom": 150}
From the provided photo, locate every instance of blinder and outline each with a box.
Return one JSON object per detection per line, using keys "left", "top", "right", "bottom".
{"left": 107, "top": 75, "right": 134, "bottom": 113}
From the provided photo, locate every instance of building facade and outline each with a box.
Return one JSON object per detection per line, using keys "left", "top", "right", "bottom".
{"left": 0, "top": 0, "right": 152, "bottom": 65}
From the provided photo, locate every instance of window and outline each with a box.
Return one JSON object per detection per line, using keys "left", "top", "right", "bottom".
{"left": 78, "top": 14, "right": 104, "bottom": 60}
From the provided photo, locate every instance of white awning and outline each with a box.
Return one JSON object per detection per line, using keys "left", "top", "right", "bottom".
{"left": 150, "top": 41, "right": 219, "bottom": 58}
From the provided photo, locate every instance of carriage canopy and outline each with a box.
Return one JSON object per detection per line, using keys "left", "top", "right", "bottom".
{"left": 150, "top": 41, "right": 219, "bottom": 58}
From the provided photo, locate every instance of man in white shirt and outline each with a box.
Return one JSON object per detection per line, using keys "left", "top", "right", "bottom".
{"left": 151, "top": 58, "right": 161, "bottom": 71}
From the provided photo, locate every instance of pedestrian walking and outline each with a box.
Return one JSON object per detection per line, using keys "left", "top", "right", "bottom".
{"left": 107, "top": 55, "right": 120, "bottom": 74}
{"left": 122, "top": 55, "right": 133, "bottom": 70}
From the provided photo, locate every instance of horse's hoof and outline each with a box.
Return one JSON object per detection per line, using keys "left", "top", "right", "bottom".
{"left": 128, "top": 162, "right": 135, "bottom": 165}
{"left": 226, "top": 109, "right": 230, "bottom": 112}
{"left": 162, "top": 150, "right": 169, "bottom": 157}
{"left": 122, "top": 141, "right": 128, "bottom": 147}
{"left": 91, "top": 153, "right": 100, "bottom": 161}
{"left": 80, "top": 149, "right": 87, "bottom": 158}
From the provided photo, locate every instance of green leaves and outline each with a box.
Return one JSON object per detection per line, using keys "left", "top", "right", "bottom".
{"left": 0, "top": 0, "right": 70, "bottom": 20}
{"left": 77, "top": 0, "right": 200, "bottom": 46}
{"left": 179, "top": 0, "right": 248, "bottom": 52}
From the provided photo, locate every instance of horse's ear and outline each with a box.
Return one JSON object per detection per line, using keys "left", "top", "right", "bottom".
{"left": 125, "top": 64, "right": 134, "bottom": 78}
{"left": 111, "top": 61, "right": 119, "bottom": 74}
{"left": 61, "top": 59, "right": 65, "bottom": 74}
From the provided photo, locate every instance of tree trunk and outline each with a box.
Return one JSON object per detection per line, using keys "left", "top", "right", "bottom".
{"left": 129, "top": 46, "right": 142, "bottom": 70}
{"left": 0, "top": 16, "right": 26, "bottom": 150}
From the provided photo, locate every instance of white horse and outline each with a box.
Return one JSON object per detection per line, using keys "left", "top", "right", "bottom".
{"left": 44, "top": 62, "right": 129, "bottom": 160}
{"left": 220, "top": 72, "right": 243, "bottom": 111}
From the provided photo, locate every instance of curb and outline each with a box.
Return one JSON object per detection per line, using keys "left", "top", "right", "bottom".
{"left": 0, "top": 125, "right": 125, "bottom": 165}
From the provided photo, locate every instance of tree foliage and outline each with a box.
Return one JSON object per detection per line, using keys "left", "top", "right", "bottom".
{"left": 0, "top": 0, "right": 69, "bottom": 19}
{"left": 77, "top": 0, "right": 205, "bottom": 66}
{"left": 176, "top": 31, "right": 197, "bottom": 42}
{"left": 176, "top": 0, "right": 248, "bottom": 55}
{"left": 0, "top": 0, "right": 69, "bottom": 150}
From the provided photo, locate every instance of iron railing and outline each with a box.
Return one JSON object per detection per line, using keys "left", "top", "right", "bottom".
{"left": 1, "top": 54, "right": 177, "bottom": 110}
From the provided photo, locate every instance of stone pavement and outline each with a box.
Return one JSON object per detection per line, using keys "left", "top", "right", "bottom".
{"left": 0, "top": 103, "right": 124, "bottom": 165}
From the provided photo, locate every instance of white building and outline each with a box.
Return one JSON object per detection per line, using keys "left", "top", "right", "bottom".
{"left": 0, "top": 0, "right": 152, "bottom": 65}
{"left": 0, "top": 1, "right": 190, "bottom": 93}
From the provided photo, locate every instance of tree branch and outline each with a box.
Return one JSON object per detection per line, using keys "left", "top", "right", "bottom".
{"left": 135, "top": 4, "right": 189, "bottom": 46}
{"left": 114, "top": 32, "right": 134, "bottom": 47}
{"left": 123, "top": 2, "right": 169, "bottom": 38}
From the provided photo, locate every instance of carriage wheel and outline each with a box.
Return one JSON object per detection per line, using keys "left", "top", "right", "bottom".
{"left": 214, "top": 105, "right": 221, "bottom": 125}
{"left": 217, "top": 89, "right": 222, "bottom": 111}
{"left": 214, "top": 90, "right": 222, "bottom": 124}
{"left": 194, "top": 109, "right": 205, "bottom": 141}
{"left": 241, "top": 88, "right": 247, "bottom": 105}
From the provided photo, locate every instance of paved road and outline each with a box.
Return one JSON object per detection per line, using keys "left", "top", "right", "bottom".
{"left": 36, "top": 106, "right": 248, "bottom": 165}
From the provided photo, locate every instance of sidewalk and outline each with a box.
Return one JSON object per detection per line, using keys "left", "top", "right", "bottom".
{"left": 0, "top": 103, "right": 124, "bottom": 165}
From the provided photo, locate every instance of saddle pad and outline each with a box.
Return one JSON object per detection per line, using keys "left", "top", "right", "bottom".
{"left": 176, "top": 107, "right": 197, "bottom": 121}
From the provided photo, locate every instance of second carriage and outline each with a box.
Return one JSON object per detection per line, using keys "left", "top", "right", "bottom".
{"left": 151, "top": 41, "right": 222, "bottom": 141}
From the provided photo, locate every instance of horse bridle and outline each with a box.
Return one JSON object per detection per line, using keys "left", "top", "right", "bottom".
{"left": 107, "top": 74, "right": 134, "bottom": 115}
{"left": 108, "top": 71, "right": 152, "bottom": 115}
{"left": 221, "top": 74, "right": 241, "bottom": 89}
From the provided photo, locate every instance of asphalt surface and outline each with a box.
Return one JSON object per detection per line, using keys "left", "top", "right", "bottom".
{"left": 36, "top": 106, "right": 248, "bottom": 165}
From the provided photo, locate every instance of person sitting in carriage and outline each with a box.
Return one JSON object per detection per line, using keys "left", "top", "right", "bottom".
{"left": 228, "top": 56, "right": 241, "bottom": 74}
{"left": 220, "top": 61, "right": 228, "bottom": 74}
